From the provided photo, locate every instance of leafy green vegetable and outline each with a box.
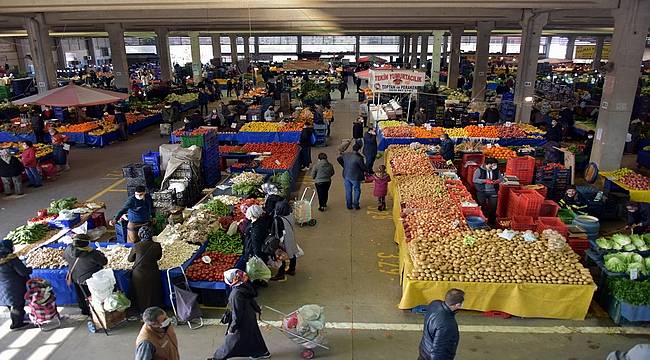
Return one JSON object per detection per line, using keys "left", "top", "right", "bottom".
{"left": 595, "top": 237, "right": 612, "bottom": 249}
{"left": 630, "top": 235, "right": 645, "bottom": 248}
{"left": 608, "top": 278, "right": 650, "bottom": 306}
{"left": 605, "top": 257, "right": 627, "bottom": 273}
{"left": 624, "top": 244, "right": 637, "bottom": 251}
{"left": 47, "top": 197, "right": 77, "bottom": 214}
{"left": 270, "top": 171, "right": 292, "bottom": 197}
{"left": 612, "top": 234, "right": 631, "bottom": 246}
{"left": 203, "top": 199, "right": 231, "bottom": 216}
{"left": 232, "top": 182, "right": 260, "bottom": 196}
{"left": 627, "top": 262, "right": 648, "bottom": 276}
{"left": 6, "top": 223, "right": 50, "bottom": 245}
{"left": 206, "top": 229, "right": 243, "bottom": 254}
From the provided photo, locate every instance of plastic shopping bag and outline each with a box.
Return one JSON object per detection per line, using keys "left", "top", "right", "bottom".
{"left": 246, "top": 256, "right": 272, "bottom": 282}
{"left": 85, "top": 269, "right": 116, "bottom": 308}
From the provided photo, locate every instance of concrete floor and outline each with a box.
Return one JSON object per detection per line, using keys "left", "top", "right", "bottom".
{"left": 0, "top": 89, "right": 648, "bottom": 359}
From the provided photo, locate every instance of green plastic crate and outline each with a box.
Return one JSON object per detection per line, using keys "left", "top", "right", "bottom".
{"left": 181, "top": 135, "right": 204, "bottom": 148}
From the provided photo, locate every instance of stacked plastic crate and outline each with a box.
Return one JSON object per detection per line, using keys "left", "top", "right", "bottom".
{"left": 122, "top": 164, "right": 157, "bottom": 196}
{"left": 181, "top": 130, "right": 221, "bottom": 187}
{"left": 534, "top": 166, "right": 571, "bottom": 200}
{"left": 141, "top": 151, "right": 161, "bottom": 177}
{"left": 505, "top": 156, "right": 535, "bottom": 185}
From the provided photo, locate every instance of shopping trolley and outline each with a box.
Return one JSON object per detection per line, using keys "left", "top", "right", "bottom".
{"left": 293, "top": 187, "right": 317, "bottom": 226}
{"left": 261, "top": 305, "right": 329, "bottom": 359}
{"left": 166, "top": 267, "right": 204, "bottom": 329}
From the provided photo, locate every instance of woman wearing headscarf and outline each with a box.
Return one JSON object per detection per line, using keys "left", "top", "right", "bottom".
{"left": 270, "top": 201, "right": 302, "bottom": 281}
{"left": 261, "top": 183, "right": 284, "bottom": 216}
{"left": 210, "top": 269, "right": 270, "bottom": 360}
{"left": 49, "top": 128, "right": 70, "bottom": 172}
{"left": 128, "top": 226, "right": 163, "bottom": 313}
{"left": 0, "top": 240, "right": 32, "bottom": 329}
{"left": 243, "top": 205, "right": 271, "bottom": 264}
{"left": 63, "top": 234, "right": 108, "bottom": 315}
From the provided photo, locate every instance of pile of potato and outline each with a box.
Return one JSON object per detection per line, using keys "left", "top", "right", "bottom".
{"left": 407, "top": 229, "right": 593, "bottom": 285}
{"left": 158, "top": 241, "right": 200, "bottom": 269}
{"left": 396, "top": 175, "right": 444, "bottom": 202}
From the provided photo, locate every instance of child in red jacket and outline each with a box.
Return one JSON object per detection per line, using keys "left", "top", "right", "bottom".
{"left": 371, "top": 165, "right": 391, "bottom": 211}
{"left": 20, "top": 141, "right": 42, "bottom": 187}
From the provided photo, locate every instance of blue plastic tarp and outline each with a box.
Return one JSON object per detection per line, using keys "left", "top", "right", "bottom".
{"left": 85, "top": 130, "right": 120, "bottom": 148}
{"left": 0, "top": 132, "right": 37, "bottom": 143}
{"left": 638, "top": 150, "right": 650, "bottom": 169}
{"left": 63, "top": 131, "right": 86, "bottom": 144}
{"left": 129, "top": 114, "right": 162, "bottom": 134}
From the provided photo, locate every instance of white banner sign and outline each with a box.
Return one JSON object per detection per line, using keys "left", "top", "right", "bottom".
{"left": 369, "top": 70, "right": 426, "bottom": 93}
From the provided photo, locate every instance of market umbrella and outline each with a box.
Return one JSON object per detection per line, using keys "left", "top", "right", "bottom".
{"left": 357, "top": 55, "right": 387, "bottom": 64}
{"left": 13, "top": 83, "right": 129, "bottom": 107}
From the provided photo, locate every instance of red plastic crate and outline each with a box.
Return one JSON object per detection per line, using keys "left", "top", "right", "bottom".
{"left": 536, "top": 217, "right": 568, "bottom": 237}
{"left": 568, "top": 238, "right": 589, "bottom": 258}
{"left": 510, "top": 215, "right": 536, "bottom": 231}
{"left": 505, "top": 156, "right": 536, "bottom": 185}
{"left": 539, "top": 200, "right": 560, "bottom": 217}
{"left": 507, "top": 189, "right": 544, "bottom": 218}
{"left": 460, "top": 154, "right": 484, "bottom": 179}
{"left": 496, "top": 184, "right": 521, "bottom": 218}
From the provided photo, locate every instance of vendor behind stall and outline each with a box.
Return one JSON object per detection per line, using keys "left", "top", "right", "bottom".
{"left": 473, "top": 158, "right": 501, "bottom": 225}
{"left": 625, "top": 202, "right": 650, "bottom": 234}
{"left": 559, "top": 187, "right": 587, "bottom": 214}
{"left": 482, "top": 104, "right": 500, "bottom": 124}
{"left": 439, "top": 133, "right": 455, "bottom": 161}
{"left": 414, "top": 107, "right": 427, "bottom": 126}
{"left": 110, "top": 186, "right": 155, "bottom": 243}
{"left": 544, "top": 119, "right": 563, "bottom": 163}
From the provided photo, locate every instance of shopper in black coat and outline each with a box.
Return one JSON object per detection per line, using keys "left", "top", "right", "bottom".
{"left": 439, "top": 134, "right": 455, "bottom": 161}
{"left": 128, "top": 226, "right": 163, "bottom": 313}
{"left": 0, "top": 240, "right": 32, "bottom": 329}
{"left": 63, "top": 235, "right": 108, "bottom": 315}
{"left": 419, "top": 289, "right": 465, "bottom": 360}
{"left": 363, "top": 129, "right": 378, "bottom": 174}
{"left": 0, "top": 149, "right": 24, "bottom": 196}
{"left": 243, "top": 205, "right": 271, "bottom": 263}
{"left": 299, "top": 124, "right": 314, "bottom": 170}
{"left": 211, "top": 269, "right": 270, "bottom": 360}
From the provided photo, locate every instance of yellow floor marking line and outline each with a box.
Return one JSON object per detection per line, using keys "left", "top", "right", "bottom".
{"left": 54, "top": 315, "right": 650, "bottom": 334}
{"left": 377, "top": 253, "right": 399, "bottom": 259}
{"left": 108, "top": 189, "right": 127, "bottom": 192}
{"left": 86, "top": 178, "right": 125, "bottom": 202}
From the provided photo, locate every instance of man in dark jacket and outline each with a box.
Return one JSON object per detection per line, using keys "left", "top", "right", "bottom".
{"left": 363, "top": 128, "right": 378, "bottom": 174}
{"left": 544, "top": 119, "right": 563, "bottom": 163}
{"left": 337, "top": 143, "right": 367, "bottom": 210}
{"left": 199, "top": 88, "right": 210, "bottom": 116}
{"left": 63, "top": 234, "right": 108, "bottom": 315}
{"left": 481, "top": 104, "right": 500, "bottom": 124}
{"left": 419, "top": 288, "right": 464, "bottom": 360}
{"left": 114, "top": 107, "right": 128, "bottom": 141}
{"left": 30, "top": 110, "right": 45, "bottom": 143}
{"left": 439, "top": 133, "right": 455, "bottom": 161}
{"left": 110, "top": 186, "right": 155, "bottom": 243}
{"left": 299, "top": 124, "right": 314, "bottom": 170}
{"left": 625, "top": 202, "right": 650, "bottom": 234}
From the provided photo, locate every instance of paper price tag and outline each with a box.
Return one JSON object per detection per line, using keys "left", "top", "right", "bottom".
{"left": 274, "top": 160, "right": 281, "bottom": 165}
{"left": 230, "top": 123, "right": 237, "bottom": 129}
{"left": 252, "top": 115, "right": 258, "bottom": 121}
{"left": 239, "top": 115, "right": 247, "bottom": 121}
{"left": 478, "top": 123, "right": 484, "bottom": 127}
{"left": 505, "top": 122, "right": 512, "bottom": 127}
{"left": 486, "top": 143, "right": 493, "bottom": 148}
{"left": 630, "top": 267, "right": 638, "bottom": 280}
{"left": 446, "top": 160, "right": 453, "bottom": 166}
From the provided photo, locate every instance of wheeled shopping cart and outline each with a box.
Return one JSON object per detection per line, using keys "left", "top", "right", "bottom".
{"left": 261, "top": 306, "right": 329, "bottom": 359}
{"left": 293, "top": 187, "right": 317, "bottom": 226}
{"left": 166, "top": 267, "right": 204, "bottom": 329}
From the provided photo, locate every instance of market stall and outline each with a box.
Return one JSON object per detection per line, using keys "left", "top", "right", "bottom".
{"left": 601, "top": 168, "right": 650, "bottom": 203}
{"left": 386, "top": 146, "right": 596, "bottom": 320}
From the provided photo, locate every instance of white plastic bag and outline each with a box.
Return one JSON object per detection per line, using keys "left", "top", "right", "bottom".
{"left": 85, "top": 269, "right": 116, "bottom": 308}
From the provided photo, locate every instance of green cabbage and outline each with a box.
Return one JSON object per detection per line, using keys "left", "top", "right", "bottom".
{"left": 626, "top": 262, "right": 648, "bottom": 276}
{"left": 596, "top": 237, "right": 612, "bottom": 249}
{"left": 624, "top": 244, "right": 637, "bottom": 251}
{"left": 631, "top": 235, "right": 645, "bottom": 248}
{"left": 638, "top": 245, "right": 649, "bottom": 251}
{"left": 605, "top": 257, "right": 627, "bottom": 273}
{"left": 612, "top": 234, "right": 631, "bottom": 246}
{"left": 645, "top": 258, "right": 650, "bottom": 269}
{"left": 612, "top": 242, "right": 623, "bottom": 250}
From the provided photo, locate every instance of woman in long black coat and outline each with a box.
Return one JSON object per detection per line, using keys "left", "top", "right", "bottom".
{"left": 0, "top": 240, "right": 32, "bottom": 329}
{"left": 211, "top": 269, "right": 270, "bottom": 360}
{"left": 127, "top": 226, "right": 163, "bottom": 313}
{"left": 363, "top": 128, "right": 378, "bottom": 174}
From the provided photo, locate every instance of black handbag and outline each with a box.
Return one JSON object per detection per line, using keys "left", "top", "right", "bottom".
{"left": 220, "top": 309, "right": 232, "bottom": 325}
{"left": 262, "top": 220, "right": 281, "bottom": 255}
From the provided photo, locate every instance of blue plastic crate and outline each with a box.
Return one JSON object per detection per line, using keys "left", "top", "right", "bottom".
{"left": 48, "top": 213, "right": 81, "bottom": 229}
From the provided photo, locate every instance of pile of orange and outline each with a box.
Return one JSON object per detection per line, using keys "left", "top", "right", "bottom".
{"left": 465, "top": 125, "right": 499, "bottom": 138}
{"left": 482, "top": 146, "right": 517, "bottom": 159}
{"left": 413, "top": 126, "right": 444, "bottom": 138}
{"left": 57, "top": 122, "right": 99, "bottom": 133}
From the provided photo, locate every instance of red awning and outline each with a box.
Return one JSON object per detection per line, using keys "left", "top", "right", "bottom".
{"left": 14, "top": 84, "right": 129, "bottom": 107}
{"left": 357, "top": 55, "right": 388, "bottom": 64}
{"left": 354, "top": 65, "right": 395, "bottom": 80}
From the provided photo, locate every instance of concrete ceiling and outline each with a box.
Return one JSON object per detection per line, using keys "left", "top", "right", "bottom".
{"left": 0, "top": 0, "right": 633, "bottom": 36}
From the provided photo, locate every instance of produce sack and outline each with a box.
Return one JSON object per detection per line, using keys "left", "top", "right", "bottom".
{"left": 246, "top": 256, "right": 272, "bottom": 282}
{"left": 85, "top": 268, "right": 116, "bottom": 307}
{"left": 103, "top": 291, "right": 131, "bottom": 312}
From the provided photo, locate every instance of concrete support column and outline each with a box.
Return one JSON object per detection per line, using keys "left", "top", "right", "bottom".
{"left": 355, "top": 35, "right": 360, "bottom": 61}
{"left": 54, "top": 38, "right": 66, "bottom": 70}
{"left": 591, "top": 0, "right": 650, "bottom": 170}
{"left": 243, "top": 35, "right": 251, "bottom": 70}
{"left": 419, "top": 33, "right": 429, "bottom": 68}
{"left": 15, "top": 38, "right": 28, "bottom": 73}
{"left": 410, "top": 34, "right": 418, "bottom": 68}
{"left": 189, "top": 32, "right": 202, "bottom": 83}
{"left": 543, "top": 36, "right": 552, "bottom": 58}
{"left": 447, "top": 26, "right": 463, "bottom": 89}
{"left": 514, "top": 11, "right": 548, "bottom": 123}
{"left": 253, "top": 36, "right": 259, "bottom": 58}
{"left": 403, "top": 35, "right": 411, "bottom": 66}
{"left": 296, "top": 36, "right": 302, "bottom": 54}
{"left": 502, "top": 36, "right": 508, "bottom": 55}
{"left": 211, "top": 34, "right": 222, "bottom": 64}
{"left": 472, "top": 21, "right": 494, "bottom": 101}
{"left": 105, "top": 23, "right": 129, "bottom": 89}
{"left": 593, "top": 36, "right": 605, "bottom": 70}
{"left": 430, "top": 31, "right": 444, "bottom": 86}
{"left": 155, "top": 28, "right": 172, "bottom": 82}
{"left": 229, "top": 35, "right": 238, "bottom": 67}
{"left": 565, "top": 35, "right": 576, "bottom": 60}
{"left": 24, "top": 14, "right": 57, "bottom": 93}
{"left": 442, "top": 34, "right": 449, "bottom": 66}
{"left": 398, "top": 36, "right": 404, "bottom": 64}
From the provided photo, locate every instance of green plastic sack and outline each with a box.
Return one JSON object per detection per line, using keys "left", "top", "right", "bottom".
{"left": 103, "top": 291, "right": 131, "bottom": 312}
{"left": 246, "top": 256, "right": 272, "bottom": 282}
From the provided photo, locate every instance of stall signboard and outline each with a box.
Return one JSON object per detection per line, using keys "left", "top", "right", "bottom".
{"left": 574, "top": 44, "right": 611, "bottom": 60}
{"left": 369, "top": 70, "right": 426, "bottom": 93}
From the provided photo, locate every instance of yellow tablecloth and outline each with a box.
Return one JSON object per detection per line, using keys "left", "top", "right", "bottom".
{"left": 390, "top": 170, "right": 596, "bottom": 320}
{"left": 600, "top": 171, "right": 650, "bottom": 203}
